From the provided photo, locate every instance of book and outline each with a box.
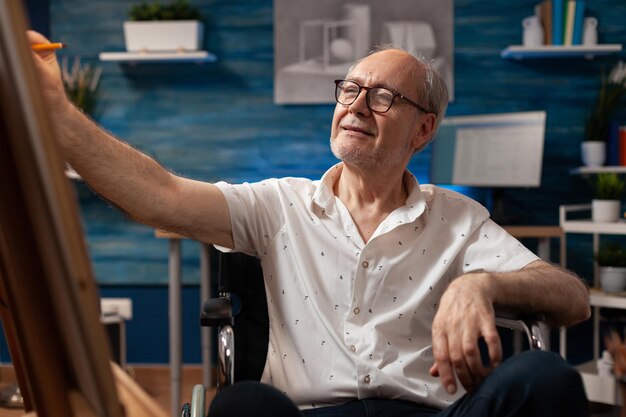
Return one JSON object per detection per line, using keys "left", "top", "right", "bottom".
{"left": 538, "top": 0, "right": 553, "bottom": 45}
{"left": 564, "top": 0, "right": 576, "bottom": 46}
{"left": 607, "top": 121, "right": 620, "bottom": 166}
{"left": 553, "top": 0, "right": 564, "bottom": 45}
{"left": 620, "top": 126, "right": 626, "bottom": 166}
{"left": 572, "top": 0, "right": 585, "bottom": 45}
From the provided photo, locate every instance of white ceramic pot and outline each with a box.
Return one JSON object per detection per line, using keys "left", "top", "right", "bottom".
{"left": 522, "top": 16, "right": 544, "bottom": 47}
{"left": 600, "top": 266, "right": 626, "bottom": 292}
{"left": 123, "top": 20, "right": 203, "bottom": 52}
{"left": 592, "top": 199, "right": 621, "bottom": 222}
{"left": 581, "top": 141, "right": 606, "bottom": 167}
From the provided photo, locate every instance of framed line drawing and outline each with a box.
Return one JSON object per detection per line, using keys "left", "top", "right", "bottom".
{"left": 274, "top": 0, "right": 454, "bottom": 104}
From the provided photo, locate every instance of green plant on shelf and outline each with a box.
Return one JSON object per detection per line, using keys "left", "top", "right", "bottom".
{"left": 585, "top": 60, "right": 626, "bottom": 142}
{"left": 61, "top": 56, "right": 102, "bottom": 117}
{"left": 129, "top": 0, "right": 202, "bottom": 21}
{"left": 591, "top": 173, "right": 626, "bottom": 200}
{"left": 596, "top": 243, "right": 626, "bottom": 267}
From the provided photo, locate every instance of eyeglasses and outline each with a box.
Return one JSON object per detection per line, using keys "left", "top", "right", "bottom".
{"left": 334, "top": 79, "right": 431, "bottom": 114}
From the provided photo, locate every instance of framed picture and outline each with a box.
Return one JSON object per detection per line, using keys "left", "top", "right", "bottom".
{"left": 274, "top": 0, "right": 454, "bottom": 104}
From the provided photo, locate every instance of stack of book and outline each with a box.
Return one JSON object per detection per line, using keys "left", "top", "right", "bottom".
{"left": 535, "top": 0, "right": 587, "bottom": 46}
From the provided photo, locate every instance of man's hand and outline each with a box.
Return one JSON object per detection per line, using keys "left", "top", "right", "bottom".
{"left": 26, "top": 30, "right": 68, "bottom": 109}
{"left": 429, "top": 273, "right": 502, "bottom": 395}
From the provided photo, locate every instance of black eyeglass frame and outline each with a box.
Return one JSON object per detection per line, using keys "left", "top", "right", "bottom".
{"left": 334, "top": 79, "right": 432, "bottom": 115}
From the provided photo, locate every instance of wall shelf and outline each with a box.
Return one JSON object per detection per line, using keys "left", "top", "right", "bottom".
{"left": 570, "top": 166, "right": 626, "bottom": 175}
{"left": 500, "top": 44, "right": 622, "bottom": 59}
{"left": 99, "top": 50, "right": 217, "bottom": 64}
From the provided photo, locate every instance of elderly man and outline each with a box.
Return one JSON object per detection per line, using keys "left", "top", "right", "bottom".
{"left": 29, "top": 29, "right": 590, "bottom": 417}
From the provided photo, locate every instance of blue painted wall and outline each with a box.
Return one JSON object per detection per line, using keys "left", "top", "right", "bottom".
{"left": 17, "top": 0, "right": 625, "bottom": 364}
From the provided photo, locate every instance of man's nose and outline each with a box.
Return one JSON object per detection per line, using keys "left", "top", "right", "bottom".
{"left": 348, "top": 90, "right": 371, "bottom": 116}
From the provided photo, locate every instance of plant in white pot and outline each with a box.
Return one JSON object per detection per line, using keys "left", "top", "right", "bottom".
{"left": 61, "top": 56, "right": 103, "bottom": 117}
{"left": 595, "top": 243, "right": 626, "bottom": 293}
{"left": 581, "top": 60, "right": 626, "bottom": 167}
{"left": 124, "top": 0, "right": 204, "bottom": 53}
{"left": 590, "top": 173, "right": 625, "bottom": 223}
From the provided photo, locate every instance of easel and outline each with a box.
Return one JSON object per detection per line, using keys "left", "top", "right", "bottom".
{"left": 0, "top": 1, "right": 169, "bottom": 416}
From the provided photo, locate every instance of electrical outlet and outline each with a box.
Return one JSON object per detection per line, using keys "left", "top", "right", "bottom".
{"left": 100, "top": 298, "right": 133, "bottom": 321}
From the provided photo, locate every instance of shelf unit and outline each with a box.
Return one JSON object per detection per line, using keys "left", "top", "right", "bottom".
{"left": 99, "top": 50, "right": 217, "bottom": 64}
{"left": 560, "top": 204, "right": 626, "bottom": 405}
{"left": 500, "top": 44, "right": 622, "bottom": 59}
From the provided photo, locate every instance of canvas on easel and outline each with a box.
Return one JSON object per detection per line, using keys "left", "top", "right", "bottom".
{"left": 0, "top": 1, "right": 168, "bottom": 416}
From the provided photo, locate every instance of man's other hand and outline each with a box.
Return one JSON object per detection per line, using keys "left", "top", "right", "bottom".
{"left": 429, "top": 273, "right": 502, "bottom": 395}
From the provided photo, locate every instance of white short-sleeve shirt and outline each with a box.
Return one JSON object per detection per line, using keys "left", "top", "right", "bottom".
{"left": 214, "top": 163, "right": 538, "bottom": 410}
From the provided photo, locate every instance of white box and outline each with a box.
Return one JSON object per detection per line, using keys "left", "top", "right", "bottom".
{"left": 123, "top": 20, "right": 204, "bottom": 52}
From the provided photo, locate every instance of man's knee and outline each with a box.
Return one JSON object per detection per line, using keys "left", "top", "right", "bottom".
{"left": 208, "top": 381, "right": 302, "bottom": 417}
{"left": 500, "top": 350, "right": 588, "bottom": 415}
{"left": 511, "top": 350, "right": 579, "bottom": 384}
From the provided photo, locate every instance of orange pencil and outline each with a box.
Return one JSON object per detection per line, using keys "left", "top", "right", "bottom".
{"left": 31, "top": 42, "right": 65, "bottom": 52}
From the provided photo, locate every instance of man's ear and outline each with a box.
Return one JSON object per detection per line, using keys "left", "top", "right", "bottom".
{"left": 412, "top": 113, "right": 437, "bottom": 151}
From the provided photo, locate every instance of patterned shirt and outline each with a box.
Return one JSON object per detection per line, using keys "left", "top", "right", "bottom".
{"left": 214, "top": 163, "right": 538, "bottom": 410}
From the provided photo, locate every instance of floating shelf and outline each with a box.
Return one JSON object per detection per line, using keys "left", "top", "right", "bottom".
{"left": 99, "top": 50, "right": 217, "bottom": 64}
{"left": 561, "top": 219, "right": 626, "bottom": 234}
{"left": 570, "top": 166, "right": 626, "bottom": 175}
{"left": 500, "top": 44, "right": 622, "bottom": 59}
{"left": 590, "top": 288, "right": 626, "bottom": 309}
{"left": 65, "top": 168, "right": 82, "bottom": 180}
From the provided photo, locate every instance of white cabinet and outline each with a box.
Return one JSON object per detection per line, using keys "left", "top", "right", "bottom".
{"left": 560, "top": 204, "right": 626, "bottom": 405}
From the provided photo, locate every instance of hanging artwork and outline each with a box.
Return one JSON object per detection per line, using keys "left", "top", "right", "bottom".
{"left": 274, "top": 0, "right": 454, "bottom": 104}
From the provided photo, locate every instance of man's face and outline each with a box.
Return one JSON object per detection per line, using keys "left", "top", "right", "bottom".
{"left": 330, "top": 50, "right": 433, "bottom": 170}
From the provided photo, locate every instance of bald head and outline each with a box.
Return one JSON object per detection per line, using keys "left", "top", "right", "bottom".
{"left": 349, "top": 47, "right": 449, "bottom": 134}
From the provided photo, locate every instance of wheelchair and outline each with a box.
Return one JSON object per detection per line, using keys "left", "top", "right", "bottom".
{"left": 182, "top": 252, "right": 546, "bottom": 417}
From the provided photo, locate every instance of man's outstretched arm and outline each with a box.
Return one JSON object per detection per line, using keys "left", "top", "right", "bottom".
{"left": 27, "top": 30, "right": 233, "bottom": 248}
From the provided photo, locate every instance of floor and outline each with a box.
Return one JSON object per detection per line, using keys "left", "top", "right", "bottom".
{"left": 0, "top": 365, "right": 620, "bottom": 417}
{"left": 0, "top": 364, "right": 216, "bottom": 417}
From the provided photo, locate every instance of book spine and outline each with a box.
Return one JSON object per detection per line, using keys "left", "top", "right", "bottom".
{"left": 620, "top": 126, "right": 626, "bottom": 166}
{"left": 607, "top": 121, "right": 620, "bottom": 166}
{"left": 564, "top": 0, "right": 576, "bottom": 46}
{"left": 541, "top": 0, "right": 553, "bottom": 44}
{"left": 553, "top": 0, "right": 564, "bottom": 45}
{"left": 572, "top": 0, "right": 585, "bottom": 45}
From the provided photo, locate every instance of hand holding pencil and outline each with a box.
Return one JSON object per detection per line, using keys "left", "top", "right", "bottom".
{"left": 26, "top": 30, "right": 69, "bottom": 109}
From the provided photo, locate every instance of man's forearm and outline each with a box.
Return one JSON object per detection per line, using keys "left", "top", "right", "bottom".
{"left": 477, "top": 260, "right": 590, "bottom": 327}
{"left": 55, "top": 101, "right": 176, "bottom": 226}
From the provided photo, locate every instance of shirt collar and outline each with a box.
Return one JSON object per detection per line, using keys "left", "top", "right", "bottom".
{"left": 312, "top": 163, "right": 427, "bottom": 221}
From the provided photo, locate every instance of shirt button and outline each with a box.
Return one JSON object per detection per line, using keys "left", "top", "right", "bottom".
{"left": 350, "top": 345, "right": 357, "bottom": 352}
{"left": 362, "top": 261, "right": 369, "bottom": 268}
{"left": 353, "top": 307, "right": 360, "bottom": 315}
{"left": 364, "top": 375, "right": 371, "bottom": 384}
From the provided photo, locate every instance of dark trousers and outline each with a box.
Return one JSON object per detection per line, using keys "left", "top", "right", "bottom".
{"left": 208, "top": 350, "right": 589, "bottom": 417}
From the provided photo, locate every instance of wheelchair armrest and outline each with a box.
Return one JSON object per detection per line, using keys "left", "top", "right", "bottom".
{"left": 217, "top": 325, "right": 235, "bottom": 389}
{"left": 200, "top": 297, "right": 234, "bottom": 327}
{"left": 495, "top": 315, "right": 546, "bottom": 351}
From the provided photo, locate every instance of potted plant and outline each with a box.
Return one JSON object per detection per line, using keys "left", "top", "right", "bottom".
{"left": 61, "top": 56, "right": 102, "bottom": 117}
{"left": 595, "top": 243, "right": 626, "bottom": 292}
{"left": 581, "top": 60, "right": 626, "bottom": 167}
{"left": 124, "top": 0, "right": 204, "bottom": 52}
{"left": 590, "top": 173, "right": 625, "bottom": 222}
